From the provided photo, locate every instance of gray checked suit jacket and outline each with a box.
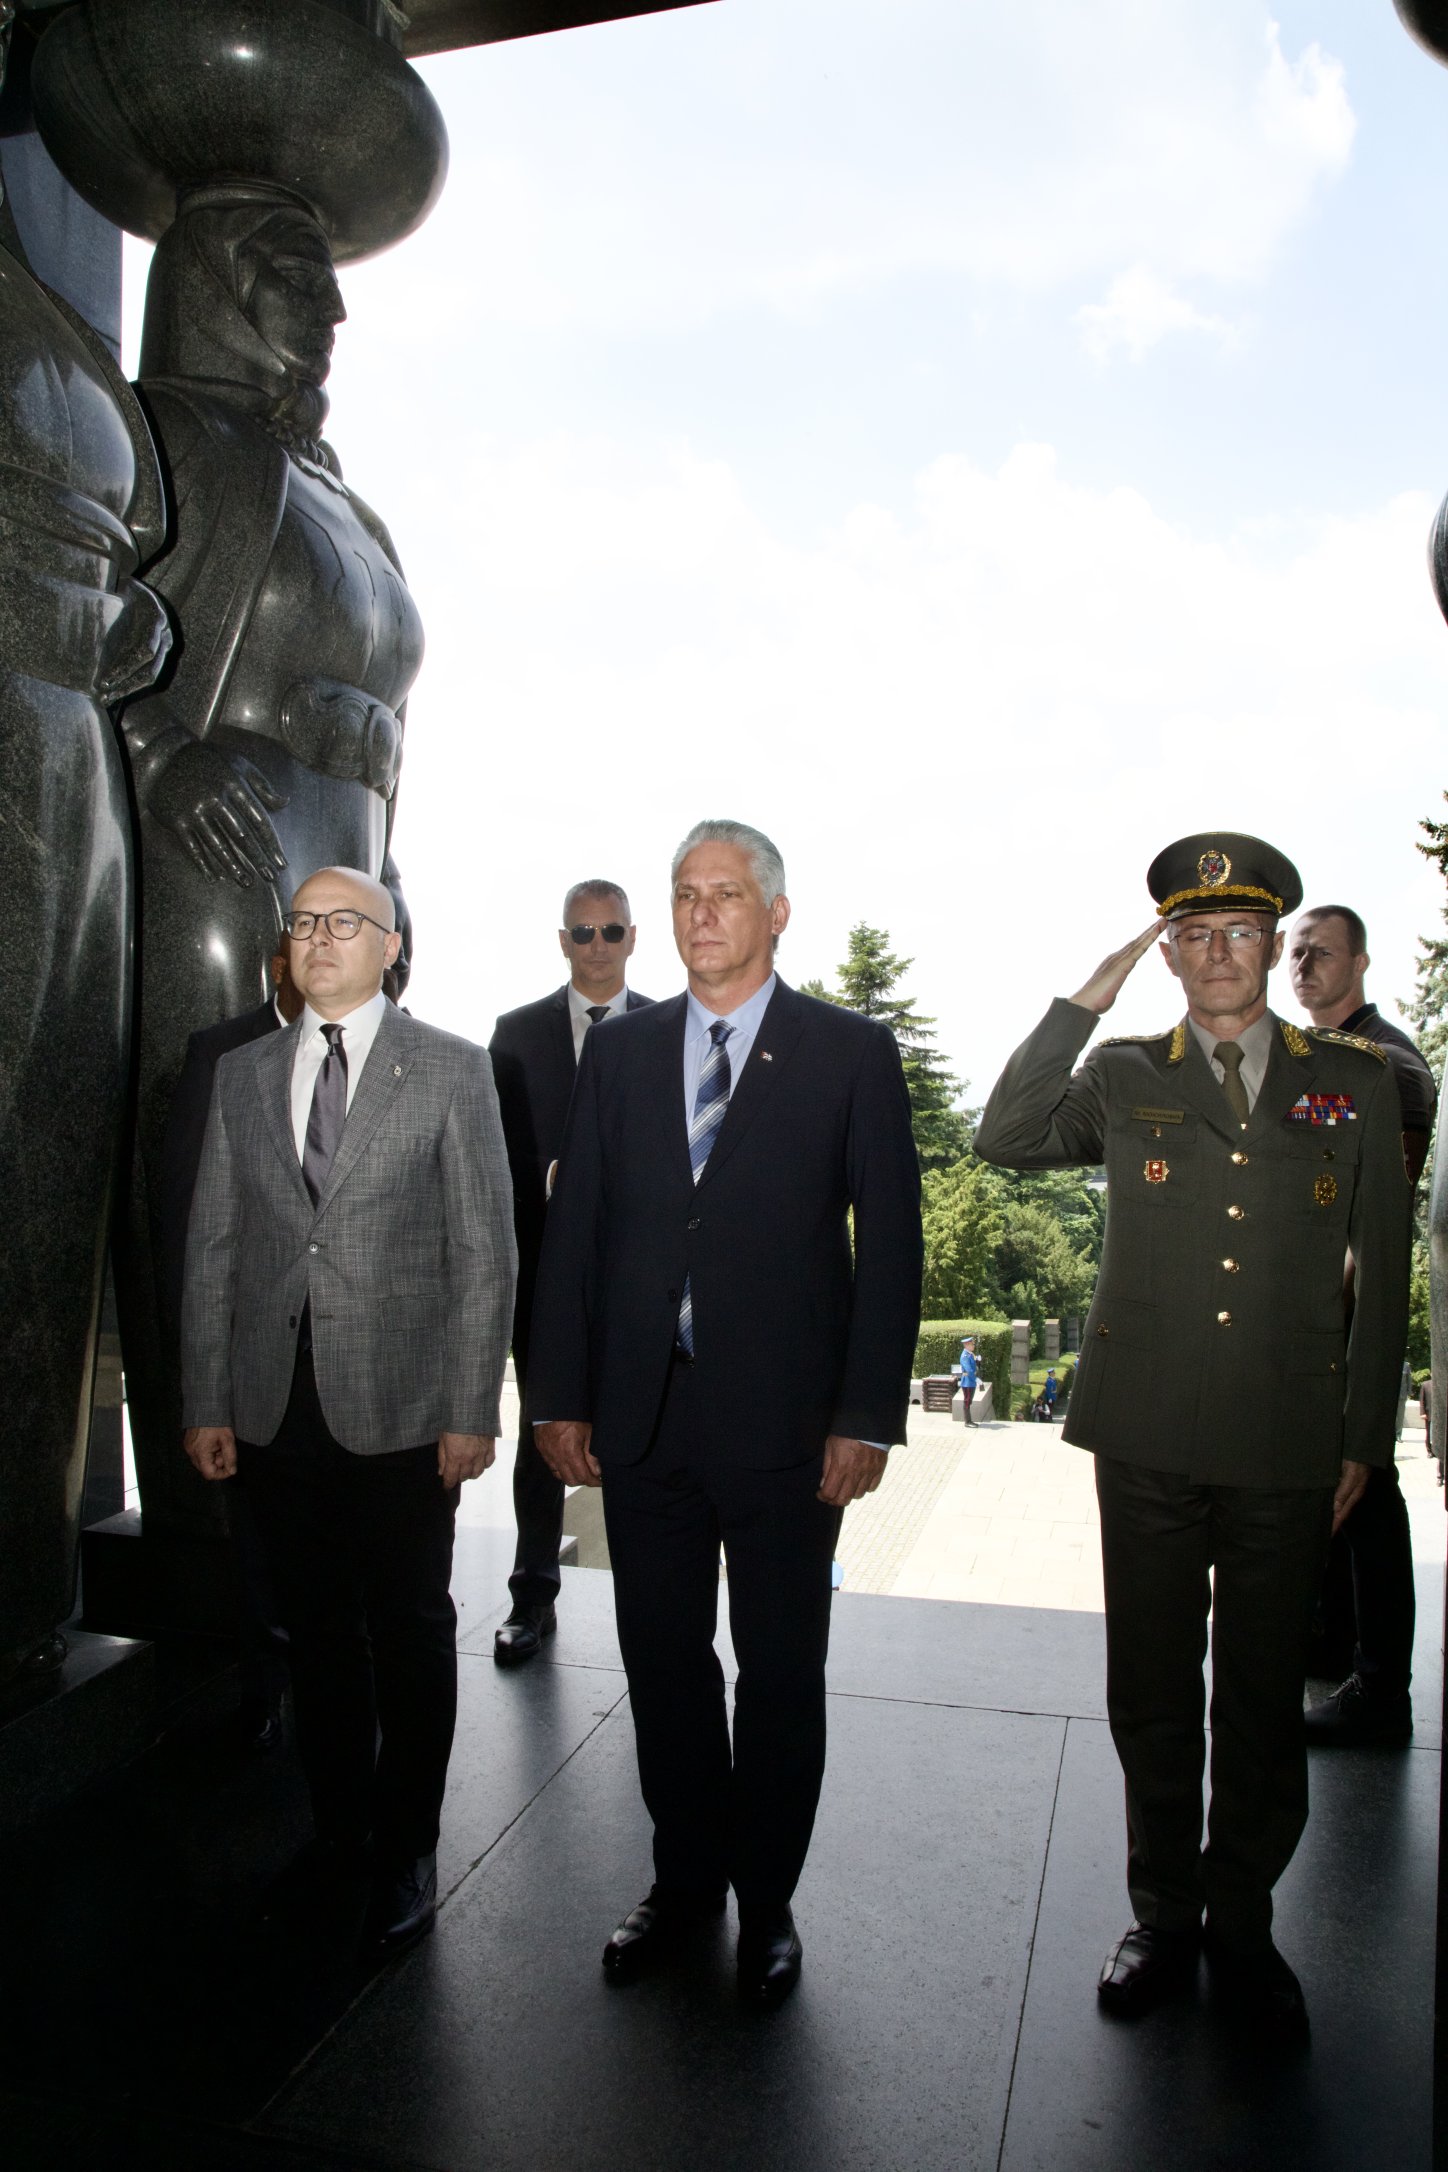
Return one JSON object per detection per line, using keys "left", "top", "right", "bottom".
{"left": 181, "top": 1001, "right": 517, "bottom": 1454}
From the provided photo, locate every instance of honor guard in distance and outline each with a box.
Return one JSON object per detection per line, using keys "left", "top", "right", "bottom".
{"left": 975, "top": 832, "right": 1412, "bottom": 2041}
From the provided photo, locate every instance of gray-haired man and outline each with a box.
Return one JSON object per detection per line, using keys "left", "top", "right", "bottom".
{"left": 182, "top": 865, "right": 516, "bottom": 1952}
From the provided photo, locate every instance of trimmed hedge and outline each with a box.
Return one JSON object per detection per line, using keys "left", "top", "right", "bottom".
{"left": 915, "top": 1318, "right": 1012, "bottom": 1417}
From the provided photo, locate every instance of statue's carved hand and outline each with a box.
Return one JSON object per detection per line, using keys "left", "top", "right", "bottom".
{"left": 148, "top": 741, "right": 289, "bottom": 886}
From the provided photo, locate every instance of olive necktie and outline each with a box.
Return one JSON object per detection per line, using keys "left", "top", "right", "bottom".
{"left": 1214, "top": 1040, "right": 1250, "bottom": 1128}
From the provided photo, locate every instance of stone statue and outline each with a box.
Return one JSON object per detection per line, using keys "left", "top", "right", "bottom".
{"left": 29, "top": 0, "right": 448, "bottom": 1548}
{"left": 0, "top": 0, "right": 171, "bottom": 1678}
{"left": 114, "top": 186, "right": 426, "bottom": 1535}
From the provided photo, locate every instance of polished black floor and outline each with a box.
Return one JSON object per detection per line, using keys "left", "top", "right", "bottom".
{"left": 2, "top": 1523, "right": 1439, "bottom": 2171}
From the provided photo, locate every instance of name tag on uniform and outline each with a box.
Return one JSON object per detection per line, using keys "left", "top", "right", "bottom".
{"left": 1131, "top": 1107, "right": 1184, "bottom": 1124}
{"left": 1287, "top": 1093, "right": 1356, "bottom": 1125}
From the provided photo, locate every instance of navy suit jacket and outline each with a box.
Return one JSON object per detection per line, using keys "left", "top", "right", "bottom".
{"left": 489, "top": 983, "right": 651, "bottom": 1364}
{"left": 528, "top": 979, "right": 923, "bottom": 1470}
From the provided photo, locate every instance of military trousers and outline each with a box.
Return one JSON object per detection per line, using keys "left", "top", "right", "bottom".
{"left": 1094, "top": 1454, "right": 1333, "bottom": 1951}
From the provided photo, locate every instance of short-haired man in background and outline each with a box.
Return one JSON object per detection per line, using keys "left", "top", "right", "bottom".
{"left": 488, "top": 883, "right": 652, "bottom": 1663}
{"left": 1290, "top": 904, "right": 1437, "bottom": 1747}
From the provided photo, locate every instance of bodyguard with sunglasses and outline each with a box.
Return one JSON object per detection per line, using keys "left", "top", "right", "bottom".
{"left": 181, "top": 866, "right": 516, "bottom": 1952}
{"left": 976, "top": 833, "right": 1411, "bottom": 2041}
{"left": 487, "top": 882, "right": 652, "bottom": 1662}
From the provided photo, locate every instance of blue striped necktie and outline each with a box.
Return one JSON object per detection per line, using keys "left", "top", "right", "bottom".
{"left": 677, "top": 1020, "right": 732, "bottom": 1355}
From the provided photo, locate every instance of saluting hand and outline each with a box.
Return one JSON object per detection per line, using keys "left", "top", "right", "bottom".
{"left": 535, "top": 1419, "right": 602, "bottom": 1488}
{"left": 1070, "top": 921, "right": 1165, "bottom": 1015}
{"left": 818, "top": 1435, "right": 888, "bottom": 1507}
{"left": 438, "top": 1432, "right": 495, "bottom": 1485}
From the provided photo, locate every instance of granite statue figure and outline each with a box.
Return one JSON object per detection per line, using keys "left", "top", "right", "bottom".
{"left": 0, "top": 0, "right": 171, "bottom": 1679}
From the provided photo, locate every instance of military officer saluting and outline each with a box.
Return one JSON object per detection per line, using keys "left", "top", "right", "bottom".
{"left": 976, "top": 832, "right": 1411, "bottom": 2039}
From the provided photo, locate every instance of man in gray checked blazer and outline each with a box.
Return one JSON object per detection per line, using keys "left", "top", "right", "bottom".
{"left": 182, "top": 865, "right": 516, "bottom": 1953}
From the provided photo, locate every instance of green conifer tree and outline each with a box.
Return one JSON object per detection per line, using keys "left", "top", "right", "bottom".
{"left": 812, "top": 923, "right": 969, "bottom": 1168}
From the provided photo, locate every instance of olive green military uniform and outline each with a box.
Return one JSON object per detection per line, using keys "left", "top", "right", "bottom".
{"left": 976, "top": 998, "right": 1410, "bottom": 1946}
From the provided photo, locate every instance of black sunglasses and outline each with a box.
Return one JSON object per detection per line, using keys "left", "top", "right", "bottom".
{"left": 567, "top": 923, "right": 628, "bottom": 944}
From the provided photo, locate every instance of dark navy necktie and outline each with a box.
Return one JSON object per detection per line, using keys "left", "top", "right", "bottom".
{"left": 586, "top": 1004, "right": 609, "bottom": 1026}
{"left": 302, "top": 1022, "right": 348, "bottom": 1204}
{"left": 677, "top": 1020, "right": 732, "bottom": 1356}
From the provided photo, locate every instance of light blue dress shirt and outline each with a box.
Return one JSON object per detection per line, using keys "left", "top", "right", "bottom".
{"left": 681, "top": 972, "right": 777, "bottom": 1124}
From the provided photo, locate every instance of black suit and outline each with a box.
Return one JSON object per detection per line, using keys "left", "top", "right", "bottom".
{"left": 529, "top": 980, "right": 922, "bottom": 1905}
{"left": 489, "top": 984, "right": 652, "bottom": 1606}
{"left": 159, "top": 998, "right": 288, "bottom": 1718}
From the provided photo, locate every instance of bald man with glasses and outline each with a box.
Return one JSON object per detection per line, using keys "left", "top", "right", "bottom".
{"left": 487, "top": 882, "right": 653, "bottom": 1663}
{"left": 182, "top": 865, "right": 515, "bottom": 1953}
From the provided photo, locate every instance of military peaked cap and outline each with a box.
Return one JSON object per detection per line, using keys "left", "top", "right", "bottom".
{"left": 1146, "top": 832, "right": 1303, "bottom": 923}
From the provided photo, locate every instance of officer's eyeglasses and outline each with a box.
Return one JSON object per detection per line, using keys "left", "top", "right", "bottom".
{"left": 567, "top": 923, "right": 628, "bottom": 945}
{"left": 283, "top": 910, "right": 390, "bottom": 941}
{"left": 1171, "top": 925, "right": 1266, "bottom": 950}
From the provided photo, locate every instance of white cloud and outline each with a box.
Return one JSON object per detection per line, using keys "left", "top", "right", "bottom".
{"left": 1076, "top": 266, "right": 1239, "bottom": 362}
{"left": 373, "top": 431, "right": 1447, "bottom": 1097}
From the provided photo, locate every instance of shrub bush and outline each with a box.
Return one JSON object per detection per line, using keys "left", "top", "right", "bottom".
{"left": 914, "top": 1319, "right": 1012, "bottom": 1416}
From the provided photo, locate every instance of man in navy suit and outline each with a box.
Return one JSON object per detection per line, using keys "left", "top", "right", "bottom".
{"left": 529, "top": 821, "right": 922, "bottom": 2006}
{"left": 488, "top": 882, "right": 652, "bottom": 1663}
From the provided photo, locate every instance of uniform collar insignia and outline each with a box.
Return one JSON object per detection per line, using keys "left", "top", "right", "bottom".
{"left": 1168, "top": 1022, "right": 1187, "bottom": 1064}
{"left": 1280, "top": 1020, "right": 1311, "bottom": 1057}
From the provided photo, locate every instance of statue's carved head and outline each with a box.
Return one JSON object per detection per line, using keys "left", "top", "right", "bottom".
{"left": 139, "top": 187, "right": 344, "bottom": 456}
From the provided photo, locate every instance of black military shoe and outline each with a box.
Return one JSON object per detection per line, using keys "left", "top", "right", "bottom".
{"left": 371, "top": 1851, "right": 438, "bottom": 1956}
{"left": 1304, "top": 1672, "right": 1412, "bottom": 1747}
{"left": 1096, "top": 1921, "right": 1200, "bottom": 2016}
{"left": 493, "top": 1602, "right": 557, "bottom": 1666}
{"left": 737, "top": 1905, "right": 803, "bottom": 2008}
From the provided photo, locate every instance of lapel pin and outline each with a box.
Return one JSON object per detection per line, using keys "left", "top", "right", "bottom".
{"left": 393, "top": 1064, "right": 402, "bottom": 1077}
{"left": 760, "top": 1050, "right": 773, "bottom": 1062}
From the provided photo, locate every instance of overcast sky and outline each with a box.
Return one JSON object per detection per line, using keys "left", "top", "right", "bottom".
{"left": 125, "top": 0, "right": 1448, "bottom": 1102}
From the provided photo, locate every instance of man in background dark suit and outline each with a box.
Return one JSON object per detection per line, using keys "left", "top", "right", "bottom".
{"left": 488, "top": 881, "right": 651, "bottom": 1664}
{"left": 529, "top": 820, "right": 922, "bottom": 2006}
{"left": 160, "top": 942, "right": 304, "bottom": 1752}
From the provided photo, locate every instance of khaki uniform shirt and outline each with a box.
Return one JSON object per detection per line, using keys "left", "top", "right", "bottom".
{"left": 975, "top": 1001, "right": 1412, "bottom": 1488}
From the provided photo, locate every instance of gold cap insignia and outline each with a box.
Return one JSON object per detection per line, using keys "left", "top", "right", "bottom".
{"left": 1315, "top": 1172, "right": 1338, "bottom": 1207}
{"left": 1197, "top": 848, "right": 1231, "bottom": 887}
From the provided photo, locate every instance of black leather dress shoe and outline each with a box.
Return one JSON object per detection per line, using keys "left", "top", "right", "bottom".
{"left": 737, "top": 1905, "right": 803, "bottom": 2008}
{"left": 494, "top": 1602, "right": 557, "bottom": 1666}
{"left": 236, "top": 1699, "right": 284, "bottom": 1755}
{"left": 1203, "top": 1925, "right": 1308, "bottom": 2040}
{"left": 601, "top": 1885, "right": 728, "bottom": 1981}
{"left": 371, "top": 1851, "right": 438, "bottom": 1955}
{"left": 1096, "top": 1921, "right": 1200, "bottom": 2016}
{"left": 1305, "top": 1672, "right": 1413, "bottom": 1747}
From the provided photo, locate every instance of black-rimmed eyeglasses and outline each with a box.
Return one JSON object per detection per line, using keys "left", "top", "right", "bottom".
{"left": 282, "top": 910, "right": 391, "bottom": 941}
{"left": 567, "top": 923, "right": 628, "bottom": 945}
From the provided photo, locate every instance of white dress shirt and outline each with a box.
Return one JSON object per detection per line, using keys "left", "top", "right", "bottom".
{"left": 1189, "top": 1008, "right": 1275, "bottom": 1114}
{"left": 289, "top": 989, "right": 388, "bottom": 1161}
{"left": 568, "top": 981, "right": 629, "bottom": 1063}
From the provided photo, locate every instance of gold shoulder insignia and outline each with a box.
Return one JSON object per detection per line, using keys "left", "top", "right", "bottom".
{"left": 1280, "top": 1020, "right": 1311, "bottom": 1057}
{"left": 1101, "top": 1027, "right": 1176, "bottom": 1049}
{"left": 1306, "top": 1028, "right": 1387, "bottom": 1063}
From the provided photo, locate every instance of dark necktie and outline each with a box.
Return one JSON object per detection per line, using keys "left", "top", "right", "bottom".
{"left": 1215, "top": 1040, "right": 1250, "bottom": 1128}
{"left": 677, "top": 1021, "right": 733, "bottom": 1356}
{"left": 585, "top": 1004, "right": 609, "bottom": 1026}
{"left": 303, "top": 1022, "right": 349, "bottom": 1203}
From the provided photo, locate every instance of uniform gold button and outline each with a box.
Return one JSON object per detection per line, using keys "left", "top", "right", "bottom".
{"left": 1322, "top": 1149, "right": 1335, "bottom": 1162}
{"left": 1227, "top": 1205, "right": 1245, "bottom": 1220}
{"left": 1217, "top": 1311, "right": 1232, "bottom": 1326}
{"left": 1221, "top": 1258, "right": 1239, "bottom": 1273}
{"left": 1231, "top": 1151, "right": 1248, "bottom": 1165}
{"left": 1329, "top": 1361, "right": 1339, "bottom": 1373}
{"left": 1096, "top": 1325, "right": 1110, "bottom": 1339}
